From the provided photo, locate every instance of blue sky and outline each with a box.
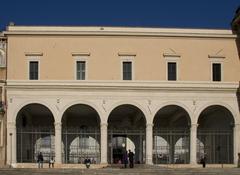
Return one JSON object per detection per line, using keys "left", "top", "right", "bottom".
{"left": 0, "top": 0, "right": 239, "bottom": 30}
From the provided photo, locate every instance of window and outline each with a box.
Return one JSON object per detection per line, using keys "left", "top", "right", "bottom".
{"left": 123, "top": 61, "right": 132, "bottom": 80}
{"left": 168, "top": 62, "right": 177, "bottom": 81}
{"left": 212, "top": 63, "right": 221, "bottom": 81}
{"left": 29, "top": 61, "right": 39, "bottom": 80}
{"left": 76, "top": 61, "right": 86, "bottom": 80}
{"left": 0, "top": 50, "right": 6, "bottom": 68}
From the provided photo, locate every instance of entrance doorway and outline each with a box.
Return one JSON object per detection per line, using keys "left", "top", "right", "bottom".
{"left": 107, "top": 104, "right": 146, "bottom": 164}
{"left": 112, "top": 135, "right": 126, "bottom": 164}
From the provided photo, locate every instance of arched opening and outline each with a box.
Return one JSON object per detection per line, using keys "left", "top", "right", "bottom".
{"left": 16, "top": 103, "right": 55, "bottom": 163}
{"left": 197, "top": 105, "right": 234, "bottom": 164}
{"left": 62, "top": 104, "right": 100, "bottom": 164}
{"left": 108, "top": 104, "right": 146, "bottom": 164}
{"left": 153, "top": 105, "right": 190, "bottom": 164}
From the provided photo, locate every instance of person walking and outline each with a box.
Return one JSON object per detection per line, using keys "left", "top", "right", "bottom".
{"left": 128, "top": 149, "right": 134, "bottom": 168}
{"left": 37, "top": 152, "right": 44, "bottom": 168}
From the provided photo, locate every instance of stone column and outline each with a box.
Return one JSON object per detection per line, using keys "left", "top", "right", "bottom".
{"left": 190, "top": 123, "right": 198, "bottom": 165}
{"left": 55, "top": 122, "right": 62, "bottom": 164}
{"left": 100, "top": 123, "right": 108, "bottom": 164}
{"left": 234, "top": 124, "right": 240, "bottom": 165}
{"left": 146, "top": 123, "right": 153, "bottom": 165}
{"left": 7, "top": 122, "right": 16, "bottom": 166}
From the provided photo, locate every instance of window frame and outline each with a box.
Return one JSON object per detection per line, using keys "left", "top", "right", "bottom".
{"left": 27, "top": 57, "right": 40, "bottom": 80}
{"left": 165, "top": 56, "right": 180, "bottom": 81}
{"left": 120, "top": 56, "right": 134, "bottom": 80}
{"left": 209, "top": 55, "right": 224, "bottom": 82}
{"left": 211, "top": 62, "right": 223, "bottom": 82}
{"left": 74, "top": 56, "right": 88, "bottom": 80}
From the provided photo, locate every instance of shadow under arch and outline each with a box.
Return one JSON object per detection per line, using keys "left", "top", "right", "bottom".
{"left": 107, "top": 104, "right": 146, "bottom": 164}
{"left": 16, "top": 103, "right": 55, "bottom": 163}
{"left": 153, "top": 105, "right": 191, "bottom": 164}
{"left": 61, "top": 104, "right": 101, "bottom": 164}
{"left": 197, "top": 105, "right": 235, "bottom": 164}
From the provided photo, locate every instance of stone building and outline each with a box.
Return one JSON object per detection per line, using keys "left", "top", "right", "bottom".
{"left": 0, "top": 25, "right": 238, "bottom": 168}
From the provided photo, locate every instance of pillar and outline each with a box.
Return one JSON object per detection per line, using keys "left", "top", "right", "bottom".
{"left": 100, "top": 123, "right": 108, "bottom": 164}
{"left": 190, "top": 123, "right": 198, "bottom": 165}
{"left": 55, "top": 122, "right": 62, "bottom": 163}
{"left": 7, "top": 122, "right": 16, "bottom": 166}
{"left": 146, "top": 123, "right": 153, "bottom": 164}
{"left": 234, "top": 123, "right": 240, "bottom": 165}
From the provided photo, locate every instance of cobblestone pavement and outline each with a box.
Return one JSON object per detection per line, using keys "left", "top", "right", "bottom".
{"left": 0, "top": 167, "right": 240, "bottom": 175}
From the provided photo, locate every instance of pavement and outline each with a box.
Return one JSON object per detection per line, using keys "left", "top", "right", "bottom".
{"left": 0, "top": 166, "right": 240, "bottom": 175}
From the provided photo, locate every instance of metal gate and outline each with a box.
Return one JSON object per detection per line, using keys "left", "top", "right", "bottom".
{"left": 153, "top": 129, "right": 190, "bottom": 164}
{"left": 108, "top": 129, "right": 145, "bottom": 164}
{"left": 197, "top": 129, "right": 233, "bottom": 164}
{"left": 17, "top": 127, "right": 55, "bottom": 163}
{"left": 62, "top": 127, "right": 100, "bottom": 164}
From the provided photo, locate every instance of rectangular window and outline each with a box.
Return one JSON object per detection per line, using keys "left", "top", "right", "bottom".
{"left": 168, "top": 62, "right": 177, "bottom": 81}
{"left": 212, "top": 63, "right": 221, "bottom": 81}
{"left": 123, "top": 61, "right": 132, "bottom": 80}
{"left": 29, "top": 61, "right": 39, "bottom": 80}
{"left": 76, "top": 61, "right": 86, "bottom": 80}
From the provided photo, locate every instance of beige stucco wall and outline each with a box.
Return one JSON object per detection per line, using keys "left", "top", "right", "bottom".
{"left": 7, "top": 34, "right": 240, "bottom": 82}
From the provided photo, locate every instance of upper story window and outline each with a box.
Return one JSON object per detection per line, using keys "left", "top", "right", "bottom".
{"left": 29, "top": 61, "right": 39, "bottom": 80}
{"left": 72, "top": 52, "right": 90, "bottom": 80}
{"left": 208, "top": 53, "right": 225, "bottom": 82}
{"left": 119, "top": 54, "right": 135, "bottom": 81}
{"left": 212, "top": 63, "right": 221, "bottom": 81}
{"left": 168, "top": 62, "right": 177, "bottom": 81}
{"left": 123, "top": 61, "right": 132, "bottom": 80}
{"left": 164, "top": 53, "right": 180, "bottom": 81}
{"left": 76, "top": 61, "right": 86, "bottom": 80}
{"left": 0, "top": 49, "right": 6, "bottom": 68}
{"left": 26, "top": 53, "right": 42, "bottom": 80}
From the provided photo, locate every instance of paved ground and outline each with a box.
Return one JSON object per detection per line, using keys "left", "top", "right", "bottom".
{"left": 1, "top": 167, "right": 240, "bottom": 175}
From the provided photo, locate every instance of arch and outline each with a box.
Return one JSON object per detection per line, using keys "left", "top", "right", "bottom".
{"left": 13, "top": 100, "right": 57, "bottom": 123}
{"left": 195, "top": 102, "right": 238, "bottom": 125}
{"left": 152, "top": 102, "right": 192, "bottom": 125}
{"left": 59, "top": 100, "right": 103, "bottom": 123}
{"left": 107, "top": 101, "right": 149, "bottom": 124}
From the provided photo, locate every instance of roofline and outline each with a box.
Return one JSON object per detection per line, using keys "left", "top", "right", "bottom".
{"left": 3, "top": 26, "right": 236, "bottom": 39}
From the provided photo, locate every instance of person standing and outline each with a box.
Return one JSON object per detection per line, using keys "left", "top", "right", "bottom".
{"left": 37, "top": 152, "right": 44, "bottom": 168}
{"left": 128, "top": 150, "right": 134, "bottom": 168}
{"left": 123, "top": 151, "right": 128, "bottom": 168}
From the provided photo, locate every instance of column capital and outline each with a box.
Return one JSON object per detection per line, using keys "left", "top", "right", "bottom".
{"left": 54, "top": 122, "right": 62, "bottom": 130}
{"left": 146, "top": 123, "right": 154, "bottom": 128}
{"left": 100, "top": 123, "right": 108, "bottom": 127}
{"left": 7, "top": 122, "right": 16, "bottom": 129}
{"left": 191, "top": 123, "right": 198, "bottom": 128}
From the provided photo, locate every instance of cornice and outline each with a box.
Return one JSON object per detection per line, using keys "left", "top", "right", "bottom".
{"left": 6, "top": 80, "right": 239, "bottom": 93}
{"left": 3, "top": 26, "right": 236, "bottom": 39}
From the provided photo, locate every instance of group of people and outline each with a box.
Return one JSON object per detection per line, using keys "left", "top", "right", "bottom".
{"left": 122, "top": 149, "right": 135, "bottom": 168}
{"left": 37, "top": 152, "right": 55, "bottom": 168}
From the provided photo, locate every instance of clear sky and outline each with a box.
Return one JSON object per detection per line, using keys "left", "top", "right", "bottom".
{"left": 0, "top": 0, "right": 239, "bottom": 30}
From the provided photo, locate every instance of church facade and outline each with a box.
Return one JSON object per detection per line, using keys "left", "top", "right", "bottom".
{"left": 0, "top": 24, "right": 239, "bottom": 167}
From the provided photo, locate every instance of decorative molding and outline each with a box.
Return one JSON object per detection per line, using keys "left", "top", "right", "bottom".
{"left": 6, "top": 80, "right": 239, "bottom": 92}
{"left": 5, "top": 26, "right": 236, "bottom": 39}
{"left": 25, "top": 52, "right": 43, "bottom": 56}
{"left": 71, "top": 52, "right": 90, "bottom": 56}
{"left": 118, "top": 52, "right": 136, "bottom": 56}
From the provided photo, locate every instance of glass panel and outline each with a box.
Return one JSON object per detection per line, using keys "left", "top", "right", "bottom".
{"left": 29, "top": 61, "right": 38, "bottom": 80}
{"left": 168, "top": 62, "right": 176, "bottom": 81}
{"left": 76, "top": 61, "right": 86, "bottom": 80}
{"left": 123, "top": 62, "right": 132, "bottom": 80}
{"left": 212, "top": 63, "right": 221, "bottom": 81}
